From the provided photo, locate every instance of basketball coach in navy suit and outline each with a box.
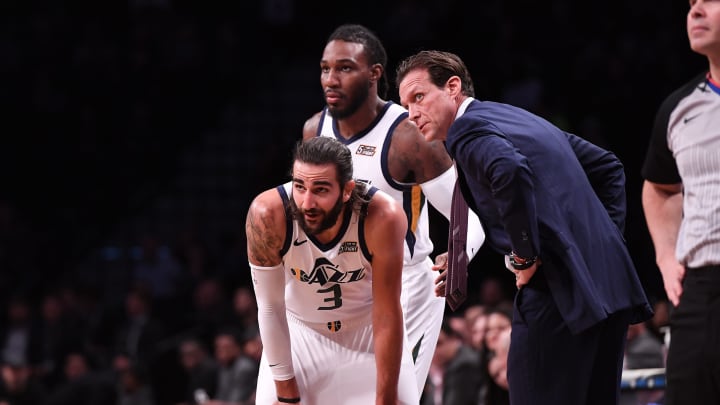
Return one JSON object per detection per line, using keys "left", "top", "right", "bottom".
{"left": 397, "top": 50, "right": 653, "bottom": 405}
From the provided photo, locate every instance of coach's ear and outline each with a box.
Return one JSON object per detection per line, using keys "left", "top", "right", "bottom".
{"left": 343, "top": 180, "right": 355, "bottom": 203}
{"left": 446, "top": 75, "right": 462, "bottom": 99}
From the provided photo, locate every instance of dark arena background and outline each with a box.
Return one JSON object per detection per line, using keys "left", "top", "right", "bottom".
{"left": 0, "top": 1, "right": 705, "bottom": 404}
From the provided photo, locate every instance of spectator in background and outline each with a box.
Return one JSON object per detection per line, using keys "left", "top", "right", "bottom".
{"left": 230, "top": 286, "right": 258, "bottom": 333}
{"left": 483, "top": 305, "right": 513, "bottom": 356}
{"left": 175, "top": 337, "right": 218, "bottom": 405}
{"left": 485, "top": 326, "right": 510, "bottom": 405}
{"left": 45, "top": 351, "right": 116, "bottom": 405}
{"left": 114, "top": 356, "right": 156, "bottom": 405}
{"left": 36, "top": 290, "right": 87, "bottom": 390}
{"left": 113, "top": 287, "right": 166, "bottom": 364}
{"left": 206, "top": 329, "right": 257, "bottom": 405}
{"left": 480, "top": 305, "right": 512, "bottom": 405}
{"left": 422, "top": 318, "right": 485, "bottom": 405}
{"left": 468, "top": 311, "right": 488, "bottom": 354}
{"left": 239, "top": 328, "right": 262, "bottom": 366}
{"left": 172, "top": 226, "right": 215, "bottom": 286}
{"left": 462, "top": 304, "right": 486, "bottom": 334}
{"left": 186, "top": 278, "right": 233, "bottom": 347}
{"left": 0, "top": 358, "right": 45, "bottom": 405}
{"left": 68, "top": 285, "right": 114, "bottom": 364}
{"left": 0, "top": 295, "right": 42, "bottom": 369}
{"left": 446, "top": 314, "right": 471, "bottom": 345}
{"left": 131, "top": 232, "right": 183, "bottom": 307}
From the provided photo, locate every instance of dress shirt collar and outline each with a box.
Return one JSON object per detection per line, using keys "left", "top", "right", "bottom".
{"left": 455, "top": 97, "right": 475, "bottom": 120}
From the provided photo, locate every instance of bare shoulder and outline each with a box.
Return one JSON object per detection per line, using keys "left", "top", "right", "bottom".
{"left": 247, "top": 188, "right": 285, "bottom": 221}
{"left": 365, "top": 190, "right": 407, "bottom": 236}
{"left": 245, "top": 188, "right": 287, "bottom": 266}
{"left": 302, "top": 111, "right": 323, "bottom": 140}
{"left": 387, "top": 118, "right": 453, "bottom": 183}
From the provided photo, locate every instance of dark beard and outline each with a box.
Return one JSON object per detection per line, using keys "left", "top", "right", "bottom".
{"left": 289, "top": 193, "right": 345, "bottom": 236}
{"left": 327, "top": 83, "right": 370, "bottom": 120}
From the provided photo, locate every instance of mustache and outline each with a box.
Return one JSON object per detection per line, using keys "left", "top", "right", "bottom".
{"left": 288, "top": 199, "right": 321, "bottom": 221}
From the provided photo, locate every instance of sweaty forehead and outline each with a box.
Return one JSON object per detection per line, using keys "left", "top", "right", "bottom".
{"left": 322, "top": 40, "right": 368, "bottom": 64}
{"left": 293, "top": 161, "right": 338, "bottom": 186}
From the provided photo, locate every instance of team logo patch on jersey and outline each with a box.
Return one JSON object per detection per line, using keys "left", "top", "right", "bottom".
{"left": 339, "top": 241, "right": 358, "bottom": 254}
{"left": 356, "top": 145, "right": 376, "bottom": 156}
{"left": 327, "top": 320, "right": 342, "bottom": 332}
{"left": 290, "top": 258, "right": 366, "bottom": 285}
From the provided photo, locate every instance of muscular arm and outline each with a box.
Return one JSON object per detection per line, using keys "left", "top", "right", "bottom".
{"left": 364, "top": 192, "right": 408, "bottom": 405}
{"left": 245, "top": 189, "right": 301, "bottom": 400}
{"left": 641, "top": 180, "right": 685, "bottom": 305}
{"left": 387, "top": 119, "right": 453, "bottom": 183}
{"left": 246, "top": 189, "right": 286, "bottom": 267}
{"left": 390, "top": 119, "right": 486, "bottom": 258}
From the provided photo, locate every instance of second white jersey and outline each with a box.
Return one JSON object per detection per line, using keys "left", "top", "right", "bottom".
{"left": 317, "top": 102, "right": 434, "bottom": 267}
{"left": 278, "top": 183, "right": 375, "bottom": 324}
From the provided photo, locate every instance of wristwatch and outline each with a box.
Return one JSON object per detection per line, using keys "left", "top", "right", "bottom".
{"left": 509, "top": 251, "right": 538, "bottom": 270}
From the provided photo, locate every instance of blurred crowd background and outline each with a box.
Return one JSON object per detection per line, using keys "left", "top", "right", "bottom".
{"left": 0, "top": 0, "right": 705, "bottom": 403}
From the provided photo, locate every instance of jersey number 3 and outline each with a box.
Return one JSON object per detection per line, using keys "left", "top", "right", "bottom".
{"left": 317, "top": 284, "right": 342, "bottom": 310}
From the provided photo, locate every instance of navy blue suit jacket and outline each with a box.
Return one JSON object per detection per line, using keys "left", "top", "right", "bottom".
{"left": 446, "top": 99, "right": 652, "bottom": 333}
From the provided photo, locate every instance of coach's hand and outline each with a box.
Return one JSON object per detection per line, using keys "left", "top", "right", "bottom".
{"left": 505, "top": 256, "right": 540, "bottom": 289}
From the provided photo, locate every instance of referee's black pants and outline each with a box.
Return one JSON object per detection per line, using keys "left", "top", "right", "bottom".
{"left": 665, "top": 265, "right": 720, "bottom": 405}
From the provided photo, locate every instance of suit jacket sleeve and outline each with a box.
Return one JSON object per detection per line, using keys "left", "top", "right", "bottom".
{"left": 565, "top": 132, "right": 627, "bottom": 233}
{"left": 450, "top": 122, "right": 539, "bottom": 259}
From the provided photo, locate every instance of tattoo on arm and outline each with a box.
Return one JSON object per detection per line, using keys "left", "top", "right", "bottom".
{"left": 391, "top": 121, "right": 452, "bottom": 183}
{"left": 246, "top": 210, "right": 282, "bottom": 266}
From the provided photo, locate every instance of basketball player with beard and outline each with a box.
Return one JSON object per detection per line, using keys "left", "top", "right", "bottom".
{"left": 302, "top": 24, "right": 485, "bottom": 394}
{"left": 246, "top": 137, "right": 419, "bottom": 404}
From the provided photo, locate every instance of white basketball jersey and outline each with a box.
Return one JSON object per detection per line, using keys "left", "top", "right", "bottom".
{"left": 277, "top": 183, "right": 375, "bottom": 325}
{"left": 317, "top": 102, "right": 434, "bottom": 266}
